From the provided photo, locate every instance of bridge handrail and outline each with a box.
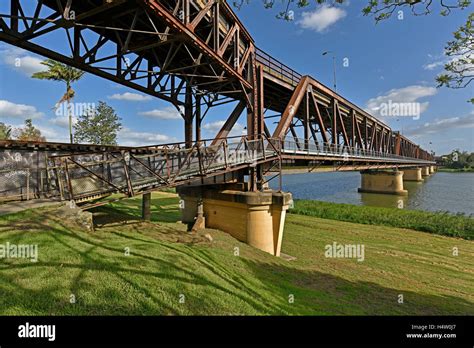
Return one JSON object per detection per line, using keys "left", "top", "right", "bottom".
{"left": 256, "top": 47, "right": 302, "bottom": 86}
{"left": 281, "top": 137, "right": 435, "bottom": 163}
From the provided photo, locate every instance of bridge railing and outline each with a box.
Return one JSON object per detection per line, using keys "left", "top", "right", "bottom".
{"left": 281, "top": 137, "right": 434, "bottom": 164}
{"left": 45, "top": 135, "right": 279, "bottom": 202}
{"left": 256, "top": 48, "right": 302, "bottom": 86}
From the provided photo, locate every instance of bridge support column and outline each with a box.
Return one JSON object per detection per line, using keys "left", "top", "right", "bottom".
{"left": 358, "top": 170, "right": 407, "bottom": 195}
{"left": 429, "top": 166, "right": 436, "bottom": 174}
{"left": 403, "top": 168, "right": 424, "bottom": 182}
{"left": 178, "top": 186, "right": 293, "bottom": 256}
{"left": 142, "top": 192, "right": 151, "bottom": 221}
{"left": 422, "top": 166, "right": 430, "bottom": 177}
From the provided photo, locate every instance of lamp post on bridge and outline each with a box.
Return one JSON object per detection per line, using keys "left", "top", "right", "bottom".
{"left": 322, "top": 51, "right": 337, "bottom": 92}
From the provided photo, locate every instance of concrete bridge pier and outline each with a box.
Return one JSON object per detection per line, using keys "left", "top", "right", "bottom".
{"left": 422, "top": 166, "right": 431, "bottom": 177}
{"left": 429, "top": 166, "right": 436, "bottom": 174}
{"left": 358, "top": 170, "right": 408, "bottom": 195}
{"left": 403, "top": 168, "right": 424, "bottom": 182}
{"left": 177, "top": 185, "right": 293, "bottom": 256}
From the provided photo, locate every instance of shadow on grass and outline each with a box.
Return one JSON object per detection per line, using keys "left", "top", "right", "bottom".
{"left": 1, "top": 199, "right": 472, "bottom": 315}
{"left": 0, "top": 217, "right": 280, "bottom": 314}
{"left": 1, "top": 234, "right": 473, "bottom": 315}
{"left": 237, "top": 259, "right": 474, "bottom": 315}
{"left": 91, "top": 196, "right": 181, "bottom": 227}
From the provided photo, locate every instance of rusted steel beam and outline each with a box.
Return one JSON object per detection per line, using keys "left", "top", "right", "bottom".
{"left": 289, "top": 124, "right": 302, "bottom": 150}
{"left": 354, "top": 116, "right": 364, "bottom": 149}
{"left": 394, "top": 133, "right": 401, "bottom": 156}
{"left": 332, "top": 100, "right": 338, "bottom": 145}
{"left": 304, "top": 91, "right": 310, "bottom": 150}
{"left": 309, "top": 122, "right": 319, "bottom": 147}
{"left": 184, "top": 84, "right": 194, "bottom": 148}
{"left": 369, "top": 124, "right": 376, "bottom": 150}
{"left": 211, "top": 100, "right": 246, "bottom": 146}
{"left": 146, "top": 0, "right": 252, "bottom": 89}
{"left": 335, "top": 102, "right": 349, "bottom": 146}
{"left": 310, "top": 89, "right": 329, "bottom": 144}
{"left": 272, "top": 76, "right": 309, "bottom": 139}
{"left": 188, "top": 0, "right": 215, "bottom": 31}
{"left": 257, "top": 64, "right": 265, "bottom": 136}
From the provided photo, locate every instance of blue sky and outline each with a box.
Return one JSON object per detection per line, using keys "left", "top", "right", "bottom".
{"left": 0, "top": 1, "right": 472, "bottom": 154}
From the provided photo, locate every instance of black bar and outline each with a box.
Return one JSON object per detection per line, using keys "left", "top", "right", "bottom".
{"left": 0, "top": 316, "right": 472, "bottom": 346}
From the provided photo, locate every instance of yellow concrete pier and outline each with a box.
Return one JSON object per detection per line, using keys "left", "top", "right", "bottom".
{"left": 358, "top": 170, "right": 408, "bottom": 195}
{"left": 403, "top": 168, "right": 424, "bottom": 182}
{"left": 178, "top": 186, "right": 293, "bottom": 256}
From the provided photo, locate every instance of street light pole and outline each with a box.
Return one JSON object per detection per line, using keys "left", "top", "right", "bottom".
{"left": 332, "top": 55, "right": 337, "bottom": 92}
{"left": 322, "top": 51, "right": 337, "bottom": 92}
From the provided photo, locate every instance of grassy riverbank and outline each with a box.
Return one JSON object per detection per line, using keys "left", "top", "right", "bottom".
{"left": 291, "top": 200, "right": 474, "bottom": 240}
{"left": 0, "top": 192, "right": 473, "bottom": 315}
{"left": 437, "top": 167, "right": 474, "bottom": 173}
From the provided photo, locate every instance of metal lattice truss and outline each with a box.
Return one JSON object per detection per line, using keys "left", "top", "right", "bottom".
{"left": 258, "top": 61, "right": 433, "bottom": 161}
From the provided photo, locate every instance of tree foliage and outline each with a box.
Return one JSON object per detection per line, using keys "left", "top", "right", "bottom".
{"left": 32, "top": 59, "right": 85, "bottom": 106}
{"left": 32, "top": 59, "right": 86, "bottom": 142}
{"left": 361, "top": 0, "right": 471, "bottom": 21}
{"left": 0, "top": 122, "right": 12, "bottom": 140}
{"left": 14, "top": 119, "right": 46, "bottom": 142}
{"left": 442, "top": 149, "right": 474, "bottom": 169}
{"left": 74, "top": 101, "right": 122, "bottom": 145}
{"left": 436, "top": 13, "right": 473, "bottom": 97}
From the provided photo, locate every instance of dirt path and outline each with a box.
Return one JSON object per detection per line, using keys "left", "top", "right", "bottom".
{"left": 0, "top": 199, "right": 62, "bottom": 216}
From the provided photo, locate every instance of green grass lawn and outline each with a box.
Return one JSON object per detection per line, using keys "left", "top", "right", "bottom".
{"left": 0, "top": 192, "right": 473, "bottom": 315}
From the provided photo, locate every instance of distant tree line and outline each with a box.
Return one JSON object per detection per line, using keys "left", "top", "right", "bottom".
{"left": 0, "top": 119, "right": 46, "bottom": 142}
{"left": 0, "top": 100, "right": 122, "bottom": 145}
{"left": 440, "top": 150, "right": 474, "bottom": 169}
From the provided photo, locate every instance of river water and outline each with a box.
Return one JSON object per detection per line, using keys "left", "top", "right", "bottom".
{"left": 269, "top": 171, "right": 474, "bottom": 215}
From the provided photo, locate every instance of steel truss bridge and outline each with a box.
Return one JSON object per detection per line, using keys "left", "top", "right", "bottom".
{"left": 0, "top": 0, "right": 435, "bottom": 206}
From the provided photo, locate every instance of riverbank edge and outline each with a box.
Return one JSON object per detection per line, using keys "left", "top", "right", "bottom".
{"left": 437, "top": 167, "right": 474, "bottom": 173}
{"left": 290, "top": 199, "right": 474, "bottom": 240}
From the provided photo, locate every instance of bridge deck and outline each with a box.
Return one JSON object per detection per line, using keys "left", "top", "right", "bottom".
{"left": 0, "top": 136, "right": 434, "bottom": 208}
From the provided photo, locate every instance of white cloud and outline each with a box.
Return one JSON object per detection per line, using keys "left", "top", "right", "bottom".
{"left": 404, "top": 111, "right": 474, "bottom": 137}
{"left": 423, "top": 51, "right": 473, "bottom": 72}
{"left": 203, "top": 121, "right": 246, "bottom": 137}
{"left": 49, "top": 115, "right": 78, "bottom": 128}
{"left": 108, "top": 92, "right": 152, "bottom": 101}
{"left": 297, "top": 5, "right": 347, "bottom": 32}
{"left": 365, "top": 85, "right": 437, "bottom": 118}
{"left": 37, "top": 125, "right": 69, "bottom": 143}
{"left": 0, "top": 46, "right": 46, "bottom": 75}
{"left": 118, "top": 127, "right": 175, "bottom": 146}
{"left": 138, "top": 106, "right": 182, "bottom": 120}
{"left": 423, "top": 61, "right": 444, "bottom": 71}
{"left": 0, "top": 99, "right": 44, "bottom": 119}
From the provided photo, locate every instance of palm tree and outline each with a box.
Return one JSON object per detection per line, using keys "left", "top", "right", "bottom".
{"left": 32, "top": 59, "right": 85, "bottom": 143}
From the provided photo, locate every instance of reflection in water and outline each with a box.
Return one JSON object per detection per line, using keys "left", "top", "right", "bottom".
{"left": 359, "top": 192, "right": 408, "bottom": 209}
{"left": 270, "top": 171, "right": 474, "bottom": 215}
